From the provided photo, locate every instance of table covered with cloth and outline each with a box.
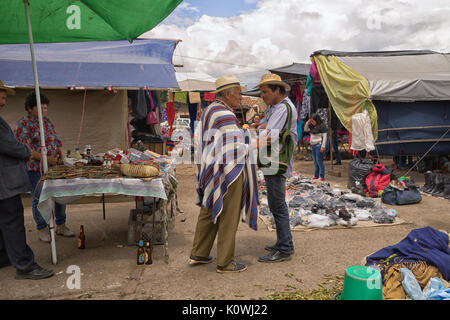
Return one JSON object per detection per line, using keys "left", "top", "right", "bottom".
{"left": 37, "top": 177, "right": 167, "bottom": 223}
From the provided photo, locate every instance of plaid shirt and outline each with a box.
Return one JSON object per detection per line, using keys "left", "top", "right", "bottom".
{"left": 15, "top": 114, "right": 62, "bottom": 172}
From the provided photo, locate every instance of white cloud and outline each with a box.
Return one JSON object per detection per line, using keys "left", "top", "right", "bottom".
{"left": 142, "top": 0, "right": 450, "bottom": 87}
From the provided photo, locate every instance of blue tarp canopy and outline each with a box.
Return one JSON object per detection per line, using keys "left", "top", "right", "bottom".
{"left": 0, "top": 39, "right": 179, "bottom": 89}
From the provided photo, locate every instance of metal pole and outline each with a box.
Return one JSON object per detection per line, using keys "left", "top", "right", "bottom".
{"left": 24, "top": 0, "right": 57, "bottom": 265}
{"left": 328, "top": 102, "right": 333, "bottom": 171}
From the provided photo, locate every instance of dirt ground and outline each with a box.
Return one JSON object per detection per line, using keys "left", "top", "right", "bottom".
{"left": 0, "top": 157, "right": 449, "bottom": 300}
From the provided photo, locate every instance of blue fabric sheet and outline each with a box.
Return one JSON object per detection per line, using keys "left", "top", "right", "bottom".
{"left": 0, "top": 39, "right": 179, "bottom": 89}
{"left": 366, "top": 227, "right": 450, "bottom": 280}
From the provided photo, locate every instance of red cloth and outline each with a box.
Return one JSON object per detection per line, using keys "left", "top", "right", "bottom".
{"left": 203, "top": 92, "right": 215, "bottom": 102}
{"left": 166, "top": 101, "right": 175, "bottom": 136}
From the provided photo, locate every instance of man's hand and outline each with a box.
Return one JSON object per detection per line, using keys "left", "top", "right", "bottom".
{"left": 31, "top": 150, "right": 41, "bottom": 161}
{"left": 320, "top": 147, "right": 325, "bottom": 153}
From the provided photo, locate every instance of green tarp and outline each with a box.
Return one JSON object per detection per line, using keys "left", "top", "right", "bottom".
{"left": 0, "top": 0, "right": 182, "bottom": 44}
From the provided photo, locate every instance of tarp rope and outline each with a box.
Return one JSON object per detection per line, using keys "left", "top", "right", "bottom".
{"left": 402, "top": 128, "right": 450, "bottom": 177}
{"left": 76, "top": 88, "right": 88, "bottom": 149}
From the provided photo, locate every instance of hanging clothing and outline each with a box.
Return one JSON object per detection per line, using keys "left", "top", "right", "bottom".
{"left": 135, "top": 88, "right": 148, "bottom": 119}
{"left": 174, "top": 92, "right": 188, "bottom": 104}
{"left": 203, "top": 92, "right": 215, "bottom": 102}
{"left": 189, "top": 91, "right": 201, "bottom": 104}
{"left": 310, "top": 85, "right": 329, "bottom": 115}
{"left": 300, "top": 89, "right": 311, "bottom": 120}
{"left": 165, "top": 101, "right": 175, "bottom": 136}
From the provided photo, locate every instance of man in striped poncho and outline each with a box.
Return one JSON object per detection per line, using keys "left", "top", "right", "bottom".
{"left": 189, "top": 75, "right": 259, "bottom": 273}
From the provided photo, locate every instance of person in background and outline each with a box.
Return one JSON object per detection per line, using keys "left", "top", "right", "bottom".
{"left": 250, "top": 113, "right": 262, "bottom": 130}
{"left": 15, "top": 92, "right": 75, "bottom": 243}
{"left": 304, "top": 113, "right": 328, "bottom": 181}
{"left": 0, "top": 82, "right": 54, "bottom": 280}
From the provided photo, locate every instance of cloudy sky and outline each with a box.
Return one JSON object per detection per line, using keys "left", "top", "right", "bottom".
{"left": 142, "top": 0, "right": 450, "bottom": 87}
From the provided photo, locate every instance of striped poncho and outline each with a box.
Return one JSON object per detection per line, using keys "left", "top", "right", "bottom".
{"left": 194, "top": 100, "right": 259, "bottom": 230}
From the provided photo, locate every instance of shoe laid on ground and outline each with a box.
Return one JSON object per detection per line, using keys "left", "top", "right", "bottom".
{"left": 258, "top": 250, "right": 291, "bottom": 263}
{"left": 15, "top": 267, "right": 54, "bottom": 280}
{"left": 38, "top": 228, "right": 51, "bottom": 243}
{"left": 264, "top": 244, "right": 294, "bottom": 254}
{"left": 56, "top": 224, "right": 75, "bottom": 237}
{"left": 216, "top": 261, "right": 247, "bottom": 273}
{"left": 189, "top": 255, "right": 213, "bottom": 265}
{"left": 333, "top": 162, "right": 342, "bottom": 165}
{"left": 312, "top": 177, "right": 319, "bottom": 181}
{"left": 319, "top": 178, "right": 325, "bottom": 182}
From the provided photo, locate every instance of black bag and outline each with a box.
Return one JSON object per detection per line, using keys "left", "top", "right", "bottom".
{"left": 381, "top": 178, "right": 422, "bottom": 205}
{"left": 348, "top": 157, "right": 375, "bottom": 196}
{"left": 258, "top": 102, "right": 294, "bottom": 176}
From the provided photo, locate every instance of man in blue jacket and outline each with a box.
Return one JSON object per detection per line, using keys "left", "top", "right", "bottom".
{"left": 0, "top": 82, "right": 54, "bottom": 280}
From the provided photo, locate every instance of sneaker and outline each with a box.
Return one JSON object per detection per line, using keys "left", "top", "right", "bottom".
{"left": 319, "top": 178, "right": 325, "bottom": 182}
{"left": 38, "top": 228, "right": 51, "bottom": 243}
{"left": 258, "top": 250, "right": 291, "bottom": 263}
{"left": 15, "top": 267, "right": 54, "bottom": 280}
{"left": 189, "top": 255, "right": 213, "bottom": 265}
{"left": 56, "top": 224, "right": 75, "bottom": 237}
{"left": 216, "top": 261, "right": 247, "bottom": 273}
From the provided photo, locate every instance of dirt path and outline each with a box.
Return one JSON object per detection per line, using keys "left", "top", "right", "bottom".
{"left": 0, "top": 159, "right": 448, "bottom": 300}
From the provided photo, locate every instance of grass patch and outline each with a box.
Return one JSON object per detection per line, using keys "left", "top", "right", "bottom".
{"left": 266, "top": 275, "right": 344, "bottom": 300}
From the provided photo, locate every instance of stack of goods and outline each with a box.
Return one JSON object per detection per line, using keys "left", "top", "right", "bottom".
{"left": 364, "top": 227, "right": 450, "bottom": 300}
{"left": 258, "top": 171, "right": 400, "bottom": 230}
{"left": 43, "top": 146, "right": 174, "bottom": 180}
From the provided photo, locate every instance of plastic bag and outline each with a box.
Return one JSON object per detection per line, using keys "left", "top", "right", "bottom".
{"left": 307, "top": 214, "right": 331, "bottom": 228}
{"left": 351, "top": 109, "right": 375, "bottom": 151}
{"left": 347, "top": 158, "right": 374, "bottom": 196}
{"left": 401, "top": 268, "right": 425, "bottom": 300}
{"left": 424, "top": 277, "right": 450, "bottom": 300}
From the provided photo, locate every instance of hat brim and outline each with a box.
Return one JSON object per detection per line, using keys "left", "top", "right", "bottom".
{"left": 213, "top": 84, "right": 246, "bottom": 94}
{"left": 255, "top": 81, "right": 291, "bottom": 92}
{"left": 0, "top": 86, "right": 15, "bottom": 95}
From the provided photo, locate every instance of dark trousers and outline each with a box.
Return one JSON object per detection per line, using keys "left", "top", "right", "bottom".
{"left": 264, "top": 175, "right": 293, "bottom": 255}
{"left": 0, "top": 195, "right": 39, "bottom": 272}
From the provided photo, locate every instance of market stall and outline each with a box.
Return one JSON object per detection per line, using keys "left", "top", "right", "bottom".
{"left": 37, "top": 148, "right": 179, "bottom": 264}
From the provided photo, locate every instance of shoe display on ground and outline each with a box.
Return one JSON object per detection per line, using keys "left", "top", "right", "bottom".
{"left": 216, "top": 261, "right": 247, "bottom": 273}
{"left": 15, "top": 267, "right": 54, "bottom": 280}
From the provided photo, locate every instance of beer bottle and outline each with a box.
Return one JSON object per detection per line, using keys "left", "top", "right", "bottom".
{"left": 137, "top": 240, "right": 145, "bottom": 265}
{"left": 77, "top": 225, "right": 86, "bottom": 249}
{"left": 145, "top": 241, "right": 153, "bottom": 265}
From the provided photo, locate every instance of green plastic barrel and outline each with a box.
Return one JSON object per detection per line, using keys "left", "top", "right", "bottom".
{"left": 339, "top": 266, "right": 383, "bottom": 300}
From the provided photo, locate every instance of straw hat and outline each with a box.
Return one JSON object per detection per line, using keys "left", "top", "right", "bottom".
{"left": 0, "top": 80, "right": 15, "bottom": 95}
{"left": 213, "top": 74, "right": 246, "bottom": 93}
{"left": 255, "top": 73, "right": 290, "bottom": 92}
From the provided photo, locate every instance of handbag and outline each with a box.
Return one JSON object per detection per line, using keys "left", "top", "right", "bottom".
{"left": 146, "top": 90, "right": 158, "bottom": 125}
{"left": 257, "top": 102, "right": 294, "bottom": 175}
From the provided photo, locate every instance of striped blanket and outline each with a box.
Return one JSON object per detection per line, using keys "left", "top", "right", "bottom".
{"left": 194, "top": 100, "right": 259, "bottom": 230}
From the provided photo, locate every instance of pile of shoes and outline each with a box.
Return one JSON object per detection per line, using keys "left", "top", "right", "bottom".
{"left": 421, "top": 171, "right": 450, "bottom": 200}
{"left": 258, "top": 171, "right": 398, "bottom": 229}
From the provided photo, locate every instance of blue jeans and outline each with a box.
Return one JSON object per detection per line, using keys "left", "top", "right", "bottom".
{"left": 28, "top": 171, "right": 66, "bottom": 230}
{"left": 264, "top": 175, "right": 293, "bottom": 255}
{"left": 325, "top": 130, "right": 341, "bottom": 163}
{"left": 311, "top": 144, "right": 325, "bottom": 179}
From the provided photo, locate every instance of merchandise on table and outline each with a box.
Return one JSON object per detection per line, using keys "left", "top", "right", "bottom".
{"left": 257, "top": 170, "right": 399, "bottom": 230}
{"left": 47, "top": 146, "right": 176, "bottom": 180}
